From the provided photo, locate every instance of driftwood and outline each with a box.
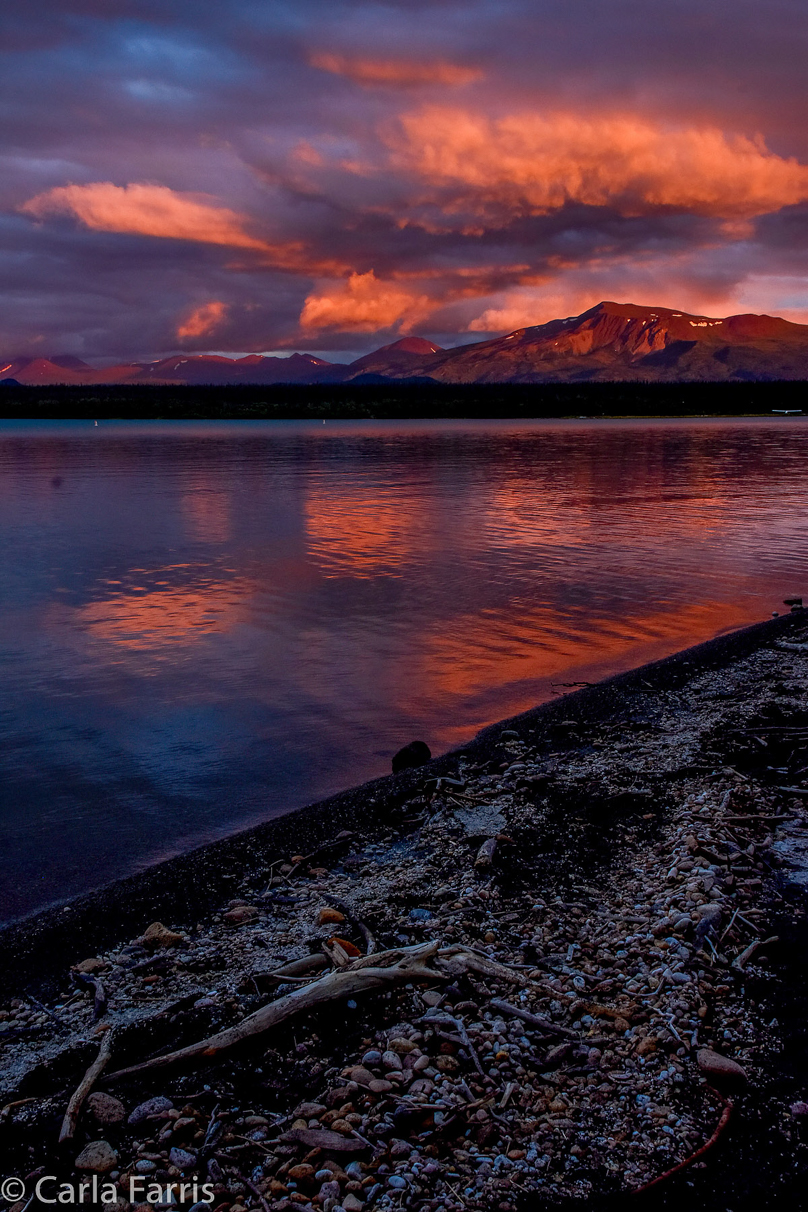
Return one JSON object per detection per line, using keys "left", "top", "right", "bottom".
{"left": 105, "top": 942, "right": 448, "bottom": 1080}
{"left": 59, "top": 1028, "right": 115, "bottom": 1142}
{"left": 103, "top": 942, "right": 526, "bottom": 1081}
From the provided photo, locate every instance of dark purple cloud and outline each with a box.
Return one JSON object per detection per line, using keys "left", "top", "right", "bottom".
{"left": 3, "top": 0, "right": 808, "bottom": 360}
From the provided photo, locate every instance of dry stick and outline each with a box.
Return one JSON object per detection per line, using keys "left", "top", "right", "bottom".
{"left": 59, "top": 1028, "right": 115, "bottom": 1143}
{"left": 321, "top": 894, "right": 377, "bottom": 955}
{"left": 488, "top": 997, "right": 579, "bottom": 1040}
{"left": 631, "top": 1096, "right": 732, "bottom": 1196}
{"left": 419, "top": 1012, "right": 485, "bottom": 1076}
{"left": 104, "top": 942, "right": 449, "bottom": 1081}
{"left": 732, "top": 935, "right": 779, "bottom": 971}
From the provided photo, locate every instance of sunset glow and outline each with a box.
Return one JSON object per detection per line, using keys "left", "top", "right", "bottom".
{"left": 5, "top": 1, "right": 808, "bottom": 357}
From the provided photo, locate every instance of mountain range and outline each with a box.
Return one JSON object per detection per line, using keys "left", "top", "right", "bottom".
{"left": 5, "top": 302, "right": 808, "bottom": 386}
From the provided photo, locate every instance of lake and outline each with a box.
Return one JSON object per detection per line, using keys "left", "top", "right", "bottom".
{"left": 0, "top": 416, "right": 805, "bottom": 923}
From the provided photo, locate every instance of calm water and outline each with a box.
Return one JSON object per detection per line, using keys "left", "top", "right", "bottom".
{"left": 0, "top": 417, "right": 806, "bottom": 923}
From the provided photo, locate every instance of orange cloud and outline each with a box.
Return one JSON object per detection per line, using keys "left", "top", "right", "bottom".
{"left": 177, "top": 300, "right": 228, "bottom": 339}
{"left": 21, "top": 182, "right": 269, "bottom": 250}
{"left": 300, "top": 269, "right": 431, "bottom": 332}
{"left": 310, "top": 52, "right": 481, "bottom": 88}
{"left": 391, "top": 107, "right": 808, "bottom": 221}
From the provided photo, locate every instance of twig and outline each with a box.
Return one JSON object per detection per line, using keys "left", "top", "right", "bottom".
{"left": 732, "top": 935, "right": 778, "bottom": 971}
{"left": 233, "top": 1170, "right": 271, "bottom": 1212}
{"left": 0, "top": 1098, "right": 37, "bottom": 1124}
{"left": 419, "top": 1011, "right": 485, "bottom": 1076}
{"left": 25, "top": 994, "right": 69, "bottom": 1034}
{"left": 59, "top": 1028, "right": 115, "bottom": 1142}
{"left": 489, "top": 997, "right": 578, "bottom": 1039}
{"left": 631, "top": 1095, "right": 732, "bottom": 1195}
{"left": 321, "top": 894, "right": 377, "bottom": 954}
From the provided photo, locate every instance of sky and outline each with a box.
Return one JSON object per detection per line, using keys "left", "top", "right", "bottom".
{"left": 4, "top": 0, "right": 808, "bottom": 362}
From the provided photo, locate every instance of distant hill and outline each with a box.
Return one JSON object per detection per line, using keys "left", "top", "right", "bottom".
{"left": 5, "top": 303, "right": 808, "bottom": 385}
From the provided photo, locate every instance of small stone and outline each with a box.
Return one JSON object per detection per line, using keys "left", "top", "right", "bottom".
{"left": 128, "top": 1096, "right": 174, "bottom": 1124}
{"left": 168, "top": 1147, "right": 197, "bottom": 1170}
{"left": 294, "top": 1101, "right": 326, "bottom": 1118}
{"left": 188, "top": 1203, "right": 212, "bottom": 1212}
{"left": 223, "top": 906, "right": 259, "bottom": 925}
{"left": 137, "top": 922, "right": 185, "bottom": 949}
{"left": 73, "top": 957, "right": 106, "bottom": 974}
{"left": 696, "top": 1049, "right": 748, "bottom": 1083}
{"left": 288, "top": 1164, "right": 316, "bottom": 1182}
{"left": 134, "top": 1160, "right": 156, "bottom": 1175}
{"left": 345, "top": 1066, "right": 376, "bottom": 1086}
{"left": 329, "top": 936, "right": 361, "bottom": 957}
{"left": 421, "top": 991, "right": 443, "bottom": 1007}
{"left": 392, "top": 740, "right": 431, "bottom": 774}
{"left": 318, "top": 907, "right": 345, "bottom": 925}
{"left": 86, "top": 1092, "right": 126, "bottom": 1125}
{"left": 387, "top": 1175, "right": 408, "bottom": 1190}
{"left": 75, "top": 1140, "right": 118, "bottom": 1173}
{"left": 342, "top": 1195, "right": 365, "bottom": 1211}
{"left": 382, "top": 1050, "right": 403, "bottom": 1071}
{"left": 319, "top": 1180, "right": 341, "bottom": 1202}
{"left": 362, "top": 1050, "right": 382, "bottom": 1066}
{"left": 790, "top": 1102, "right": 808, "bottom": 1118}
{"left": 369, "top": 1079, "right": 393, "bottom": 1094}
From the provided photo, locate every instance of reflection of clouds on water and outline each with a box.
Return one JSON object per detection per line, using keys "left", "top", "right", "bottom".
{"left": 180, "top": 489, "right": 232, "bottom": 545}
{"left": 304, "top": 481, "right": 431, "bottom": 578}
{"left": 52, "top": 574, "right": 248, "bottom": 653}
{"left": 0, "top": 418, "right": 807, "bottom": 922}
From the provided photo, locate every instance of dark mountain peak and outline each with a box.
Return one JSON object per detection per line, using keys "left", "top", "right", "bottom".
{"left": 374, "top": 337, "right": 444, "bottom": 356}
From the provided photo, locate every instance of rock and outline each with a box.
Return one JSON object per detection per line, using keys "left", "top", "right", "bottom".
{"left": 318, "top": 907, "right": 345, "bottom": 925}
{"left": 387, "top": 1175, "right": 408, "bottom": 1189}
{"left": 137, "top": 922, "right": 185, "bottom": 949}
{"left": 392, "top": 740, "right": 431, "bottom": 774}
{"left": 474, "top": 838, "right": 499, "bottom": 869}
{"left": 294, "top": 1101, "right": 326, "bottom": 1119}
{"left": 134, "top": 1160, "right": 157, "bottom": 1174}
{"left": 223, "top": 906, "right": 259, "bottom": 925}
{"left": 86, "top": 1092, "right": 126, "bottom": 1125}
{"left": 361, "top": 1050, "right": 382, "bottom": 1066}
{"left": 75, "top": 1140, "right": 118, "bottom": 1173}
{"left": 790, "top": 1102, "right": 808, "bottom": 1118}
{"left": 382, "top": 1050, "right": 403, "bottom": 1071}
{"left": 287, "top": 1164, "right": 316, "bottom": 1181}
{"left": 128, "top": 1095, "right": 174, "bottom": 1124}
{"left": 369, "top": 1079, "right": 393, "bottom": 1094}
{"left": 697, "top": 904, "right": 723, "bottom": 925}
{"left": 345, "top": 1065, "right": 376, "bottom": 1086}
{"left": 281, "top": 1127, "right": 368, "bottom": 1153}
{"left": 460, "top": 807, "right": 506, "bottom": 840}
{"left": 329, "top": 936, "right": 361, "bottom": 957}
{"left": 342, "top": 1195, "right": 365, "bottom": 1211}
{"left": 73, "top": 957, "right": 106, "bottom": 974}
{"left": 169, "top": 1147, "right": 197, "bottom": 1170}
{"left": 696, "top": 1049, "right": 748, "bottom": 1083}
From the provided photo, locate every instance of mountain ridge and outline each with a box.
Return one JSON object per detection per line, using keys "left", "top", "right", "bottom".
{"left": 5, "top": 302, "right": 808, "bottom": 385}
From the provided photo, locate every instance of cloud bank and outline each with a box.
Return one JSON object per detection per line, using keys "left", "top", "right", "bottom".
{"left": 4, "top": 0, "right": 808, "bottom": 358}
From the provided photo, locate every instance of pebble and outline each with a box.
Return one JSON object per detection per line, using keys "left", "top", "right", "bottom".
{"left": 86, "top": 1092, "right": 126, "bottom": 1125}
{"left": 168, "top": 1147, "right": 197, "bottom": 1170}
{"left": 74, "top": 1141, "right": 118, "bottom": 1173}
{"left": 136, "top": 922, "right": 185, "bottom": 949}
{"left": 696, "top": 1049, "right": 748, "bottom": 1083}
{"left": 128, "top": 1096, "right": 174, "bottom": 1124}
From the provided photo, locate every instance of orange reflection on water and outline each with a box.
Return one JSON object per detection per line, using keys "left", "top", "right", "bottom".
{"left": 409, "top": 595, "right": 760, "bottom": 747}
{"left": 305, "top": 482, "right": 430, "bottom": 577}
{"left": 70, "top": 581, "right": 246, "bottom": 650}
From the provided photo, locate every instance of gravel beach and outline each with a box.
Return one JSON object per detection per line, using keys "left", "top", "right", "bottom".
{"left": 2, "top": 611, "right": 808, "bottom": 1210}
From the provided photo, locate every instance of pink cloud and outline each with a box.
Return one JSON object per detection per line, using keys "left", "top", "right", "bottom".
{"left": 390, "top": 107, "right": 808, "bottom": 223}
{"left": 300, "top": 270, "right": 432, "bottom": 332}
{"left": 177, "top": 300, "right": 228, "bottom": 339}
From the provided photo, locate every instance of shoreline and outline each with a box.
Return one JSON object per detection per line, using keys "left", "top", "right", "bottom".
{"left": 2, "top": 609, "right": 808, "bottom": 1209}
{"left": 2, "top": 612, "right": 803, "bottom": 993}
